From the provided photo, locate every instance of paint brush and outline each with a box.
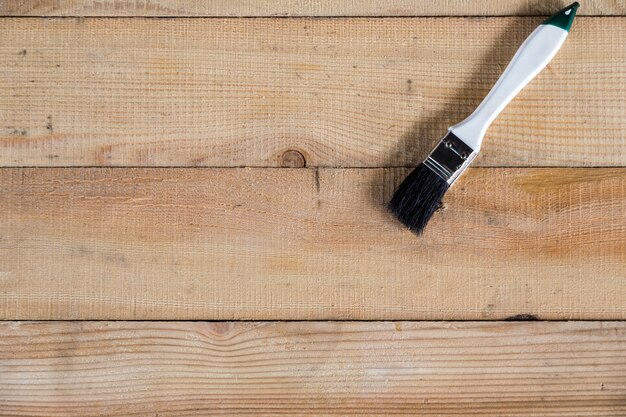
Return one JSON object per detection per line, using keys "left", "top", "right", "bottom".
{"left": 389, "top": 2, "right": 579, "bottom": 234}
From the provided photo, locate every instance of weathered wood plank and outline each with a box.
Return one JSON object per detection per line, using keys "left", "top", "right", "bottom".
{"left": 1, "top": 321, "right": 625, "bottom": 416}
{"left": 1, "top": 167, "right": 625, "bottom": 320}
{"left": 2, "top": 0, "right": 625, "bottom": 16}
{"left": 1, "top": 18, "right": 624, "bottom": 167}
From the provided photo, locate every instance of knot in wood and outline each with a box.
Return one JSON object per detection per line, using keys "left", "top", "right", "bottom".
{"left": 280, "top": 150, "right": 306, "bottom": 168}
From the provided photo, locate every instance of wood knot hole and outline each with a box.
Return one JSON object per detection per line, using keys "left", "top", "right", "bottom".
{"left": 280, "top": 150, "right": 306, "bottom": 168}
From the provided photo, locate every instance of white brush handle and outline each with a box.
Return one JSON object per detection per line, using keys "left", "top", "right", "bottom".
{"left": 449, "top": 23, "right": 570, "bottom": 151}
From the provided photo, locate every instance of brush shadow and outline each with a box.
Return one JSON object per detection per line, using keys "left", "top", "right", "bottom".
{"left": 374, "top": 15, "right": 544, "bottom": 218}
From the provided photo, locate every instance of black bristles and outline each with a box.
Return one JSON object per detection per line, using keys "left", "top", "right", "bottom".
{"left": 388, "top": 164, "right": 449, "bottom": 234}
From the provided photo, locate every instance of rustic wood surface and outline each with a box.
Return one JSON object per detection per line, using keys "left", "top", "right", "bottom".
{"left": 2, "top": 0, "right": 625, "bottom": 16}
{"left": 2, "top": 17, "right": 625, "bottom": 167}
{"left": 2, "top": 3, "right": 625, "bottom": 414}
{"left": 2, "top": 167, "right": 625, "bottom": 320}
{"left": 1, "top": 321, "right": 625, "bottom": 416}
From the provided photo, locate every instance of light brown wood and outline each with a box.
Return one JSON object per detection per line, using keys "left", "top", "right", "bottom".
{"left": 1, "top": 321, "right": 625, "bottom": 416}
{"left": 1, "top": 167, "right": 625, "bottom": 320}
{"left": 2, "top": 18, "right": 625, "bottom": 167}
{"left": 2, "top": 0, "right": 625, "bottom": 16}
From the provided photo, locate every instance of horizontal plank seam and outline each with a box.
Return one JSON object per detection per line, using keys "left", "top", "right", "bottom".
{"left": 1, "top": 166, "right": 625, "bottom": 170}
{"left": 1, "top": 319, "right": 625, "bottom": 323}
{"left": 1, "top": 15, "right": 624, "bottom": 19}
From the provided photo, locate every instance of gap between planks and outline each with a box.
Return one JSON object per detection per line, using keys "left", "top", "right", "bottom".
{"left": 1, "top": 0, "right": 625, "bottom": 17}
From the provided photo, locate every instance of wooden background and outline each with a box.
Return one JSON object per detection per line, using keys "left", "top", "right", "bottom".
{"left": 1, "top": 1, "right": 625, "bottom": 415}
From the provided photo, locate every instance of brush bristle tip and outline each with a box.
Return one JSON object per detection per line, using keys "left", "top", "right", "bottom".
{"left": 388, "top": 164, "right": 450, "bottom": 235}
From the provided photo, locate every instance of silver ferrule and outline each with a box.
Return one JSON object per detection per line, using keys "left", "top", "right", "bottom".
{"left": 423, "top": 132, "right": 478, "bottom": 185}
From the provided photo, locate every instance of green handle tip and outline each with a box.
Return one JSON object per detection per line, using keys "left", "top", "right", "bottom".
{"left": 543, "top": 2, "right": 580, "bottom": 32}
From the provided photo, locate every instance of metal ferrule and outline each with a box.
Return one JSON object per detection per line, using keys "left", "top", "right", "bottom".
{"left": 423, "top": 132, "right": 478, "bottom": 185}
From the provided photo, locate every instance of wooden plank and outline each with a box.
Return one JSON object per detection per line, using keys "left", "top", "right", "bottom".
{"left": 2, "top": 0, "right": 625, "bottom": 17}
{"left": 1, "top": 321, "right": 625, "bottom": 416}
{"left": 1, "top": 18, "right": 625, "bottom": 168}
{"left": 1, "top": 167, "right": 625, "bottom": 320}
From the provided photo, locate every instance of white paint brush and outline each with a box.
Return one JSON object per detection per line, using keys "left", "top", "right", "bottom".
{"left": 389, "top": 2, "right": 579, "bottom": 234}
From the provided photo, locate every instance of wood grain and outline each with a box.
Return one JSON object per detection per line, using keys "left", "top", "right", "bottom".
{"left": 2, "top": 0, "right": 625, "bottom": 16}
{"left": 1, "top": 167, "right": 625, "bottom": 320}
{"left": 2, "top": 18, "right": 625, "bottom": 167}
{"left": 1, "top": 321, "right": 626, "bottom": 416}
